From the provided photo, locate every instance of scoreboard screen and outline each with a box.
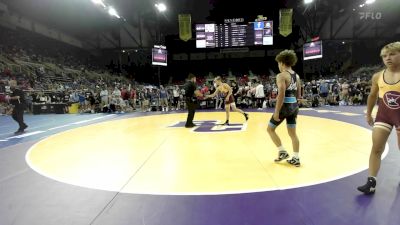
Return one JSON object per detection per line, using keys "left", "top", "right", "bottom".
{"left": 152, "top": 45, "right": 167, "bottom": 66}
{"left": 195, "top": 21, "right": 273, "bottom": 48}
{"left": 303, "top": 41, "right": 323, "bottom": 60}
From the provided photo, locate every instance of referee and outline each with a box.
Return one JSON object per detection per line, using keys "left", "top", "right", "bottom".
{"left": 9, "top": 80, "right": 28, "bottom": 134}
{"left": 184, "top": 73, "right": 201, "bottom": 128}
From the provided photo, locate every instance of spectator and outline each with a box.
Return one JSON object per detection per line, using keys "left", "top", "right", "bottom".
{"left": 255, "top": 82, "right": 265, "bottom": 110}
{"left": 159, "top": 85, "right": 169, "bottom": 112}
{"left": 100, "top": 86, "right": 109, "bottom": 106}
{"left": 341, "top": 81, "right": 350, "bottom": 105}
{"left": 319, "top": 80, "right": 329, "bottom": 106}
{"left": 172, "top": 85, "right": 180, "bottom": 110}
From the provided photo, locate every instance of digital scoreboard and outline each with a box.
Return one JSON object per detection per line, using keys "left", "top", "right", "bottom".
{"left": 196, "top": 21, "right": 273, "bottom": 48}
{"left": 152, "top": 45, "right": 167, "bottom": 66}
{"left": 303, "top": 41, "right": 323, "bottom": 60}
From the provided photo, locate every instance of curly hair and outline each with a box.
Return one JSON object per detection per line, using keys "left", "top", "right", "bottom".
{"left": 275, "top": 49, "right": 298, "bottom": 67}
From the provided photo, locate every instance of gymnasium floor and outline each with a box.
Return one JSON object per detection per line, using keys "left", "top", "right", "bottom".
{"left": 0, "top": 106, "right": 399, "bottom": 225}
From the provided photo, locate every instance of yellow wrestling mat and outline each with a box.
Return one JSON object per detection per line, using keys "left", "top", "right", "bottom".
{"left": 26, "top": 112, "right": 376, "bottom": 195}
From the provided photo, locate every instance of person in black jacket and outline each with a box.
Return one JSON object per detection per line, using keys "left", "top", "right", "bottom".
{"left": 184, "top": 74, "right": 201, "bottom": 128}
{"left": 9, "top": 80, "right": 28, "bottom": 134}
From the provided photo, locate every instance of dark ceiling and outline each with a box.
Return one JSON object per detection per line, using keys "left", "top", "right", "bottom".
{"left": 2, "top": 0, "right": 399, "bottom": 40}
{"left": 2, "top": 0, "right": 212, "bottom": 37}
{"left": 4, "top": 0, "right": 119, "bottom": 37}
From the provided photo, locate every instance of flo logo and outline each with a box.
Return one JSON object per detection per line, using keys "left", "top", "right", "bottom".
{"left": 359, "top": 12, "right": 382, "bottom": 20}
{"left": 168, "top": 120, "right": 247, "bottom": 133}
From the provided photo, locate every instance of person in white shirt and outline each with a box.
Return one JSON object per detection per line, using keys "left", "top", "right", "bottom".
{"left": 112, "top": 86, "right": 121, "bottom": 98}
{"left": 173, "top": 85, "right": 180, "bottom": 110}
{"left": 70, "top": 90, "right": 79, "bottom": 102}
{"left": 100, "top": 86, "right": 109, "bottom": 106}
{"left": 255, "top": 82, "right": 265, "bottom": 110}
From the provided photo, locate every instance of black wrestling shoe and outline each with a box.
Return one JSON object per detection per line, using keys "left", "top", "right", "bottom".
{"left": 244, "top": 113, "right": 249, "bottom": 121}
{"left": 357, "top": 177, "right": 376, "bottom": 195}
{"left": 14, "top": 129, "right": 24, "bottom": 135}
{"left": 274, "top": 151, "right": 289, "bottom": 162}
{"left": 223, "top": 120, "right": 229, "bottom": 125}
{"left": 287, "top": 157, "right": 301, "bottom": 167}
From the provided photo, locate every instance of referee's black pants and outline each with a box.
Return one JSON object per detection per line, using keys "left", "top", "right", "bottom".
{"left": 12, "top": 107, "right": 26, "bottom": 130}
{"left": 185, "top": 100, "right": 197, "bottom": 126}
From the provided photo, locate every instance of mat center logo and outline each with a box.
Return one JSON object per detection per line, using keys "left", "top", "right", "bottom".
{"left": 169, "top": 120, "right": 246, "bottom": 132}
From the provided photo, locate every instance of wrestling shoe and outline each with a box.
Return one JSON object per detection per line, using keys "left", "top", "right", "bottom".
{"left": 14, "top": 129, "right": 24, "bottom": 135}
{"left": 287, "top": 157, "right": 301, "bottom": 167}
{"left": 274, "top": 151, "right": 289, "bottom": 162}
{"left": 357, "top": 177, "right": 376, "bottom": 195}
{"left": 244, "top": 113, "right": 249, "bottom": 121}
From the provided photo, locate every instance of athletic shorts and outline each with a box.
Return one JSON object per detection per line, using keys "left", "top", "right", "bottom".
{"left": 374, "top": 95, "right": 400, "bottom": 148}
{"left": 225, "top": 95, "right": 235, "bottom": 104}
{"left": 374, "top": 97, "right": 400, "bottom": 132}
{"left": 269, "top": 103, "right": 299, "bottom": 128}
